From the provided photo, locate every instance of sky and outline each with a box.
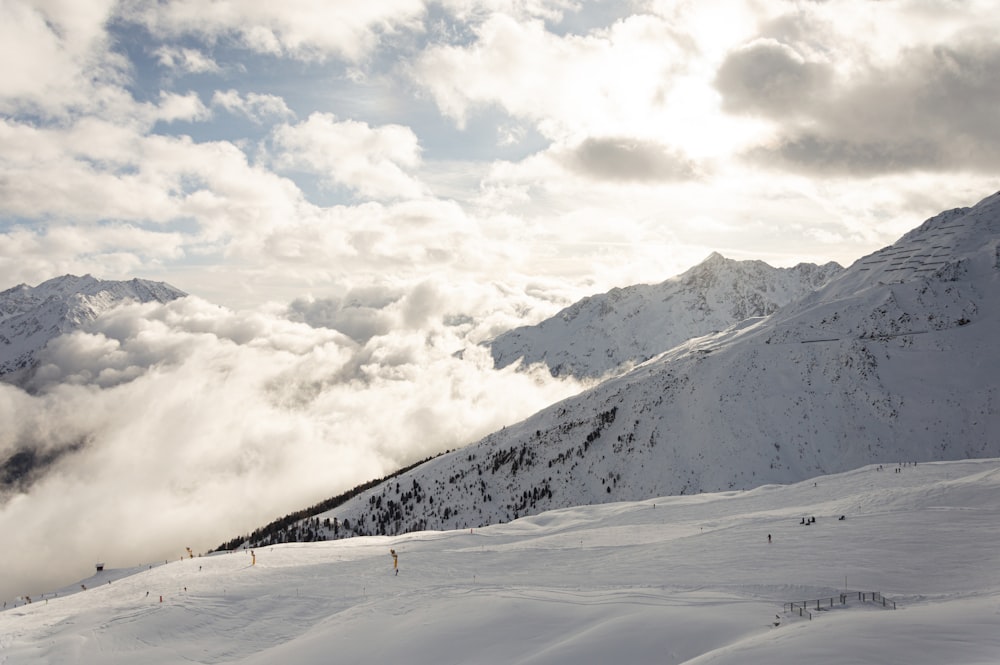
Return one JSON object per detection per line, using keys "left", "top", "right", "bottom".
{"left": 2, "top": 0, "right": 998, "bottom": 311}
{"left": 2, "top": 0, "right": 1000, "bottom": 603}
{"left": 3, "top": 459, "right": 1000, "bottom": 664}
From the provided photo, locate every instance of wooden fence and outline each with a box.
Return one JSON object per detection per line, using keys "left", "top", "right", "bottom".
{"left": 783, "top": 591, "right": 896, "bottom": 620}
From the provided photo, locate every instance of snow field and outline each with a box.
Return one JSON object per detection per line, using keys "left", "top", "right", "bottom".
{"left": 2, "top": 459, "right": 999, "bottom": 664}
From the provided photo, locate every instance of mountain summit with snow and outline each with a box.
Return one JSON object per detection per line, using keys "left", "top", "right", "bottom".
{"left": 489, "top": 253, "right": 842, "bottom": 379}
{"left": 0, "top": 275, "right": 186, "bottom": 378}
{"left": 235, "top": 191, "right": 1000, "bottom": 546}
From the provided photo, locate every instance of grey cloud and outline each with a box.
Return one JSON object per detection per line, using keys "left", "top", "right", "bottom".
{"left": 714, "top": 38, "right": 833, "bottom": 117}
{"left": 755, "top": 134, "right": 946, "bottom": 176}
{"left": 561, "top": 137, "right": 698, "bottom": 182}
{"left": 287, "top": 281, "right": 459, "bottom": 344}
{"left": 719, "top": 34, "right": 1000, "bottom": 174}
{"left": 287, "top": 286, "right": 405, "bottom": 344}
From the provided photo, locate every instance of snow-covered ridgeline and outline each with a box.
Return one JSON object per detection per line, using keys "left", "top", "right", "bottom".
{"left": 242, "top": 191, "right": 1000, "bottom": 547}
{"left": 0, "top": 275, "right": 186, "bottom": 377}
{"left": 488, "top": 253, "right": 842, "bottom": 379}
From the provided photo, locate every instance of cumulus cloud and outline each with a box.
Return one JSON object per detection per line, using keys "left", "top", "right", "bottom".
{"left": 271, "top": 113, "right": 427, "bottom": 200}
{"left": 155, "top": 91, "right": 211, "bottom": 123}
{"left": 715, "top": 38, "right": 833, "bottom": 117}
{"left": 412, "top": 12, "right": 690, "bottom": 140}
{"left": 0, "top": 294, "right": 585, "bottom": 601}
{"left": 0, "top": 0, "right": 123, "bottom": 117}
{"left": 0, "top": 114, "right": 318, "bottom": 291}
{"left": 757, "top": 39, "right": 1000, "bottom": 174}
{"left": 153, "top": 45, "right": 222, "bottom": 75}
{"left": 126, "top": 0, "right": 427, "bottom": 62}
{"left": 713, "top": 5, "right": 1000, "bottom": 174}
{"left": 212, "top": 89, "right": 295, "bottom": 123}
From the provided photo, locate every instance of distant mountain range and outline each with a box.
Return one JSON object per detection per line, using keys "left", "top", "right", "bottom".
{"left": 489, "top": 252, "right": 843, "bottom": 379}
{"left": 0, "top": 274, "right": 185, "bottom": 378}
{"left": 226, "top": 190, "right": 1000, "bottom": 548}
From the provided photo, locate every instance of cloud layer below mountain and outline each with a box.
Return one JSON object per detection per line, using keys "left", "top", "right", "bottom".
{"left": 0, "top": 294, "right": 585, "bottom": 601}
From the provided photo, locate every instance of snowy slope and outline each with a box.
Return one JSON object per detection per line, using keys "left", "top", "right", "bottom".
{"left": 4, "top": 459, "right": 1000, "bottom": 664}
{"left": 488, "top": 254, "right": 842, "bottom": 379}
{"left": 0, "top": 275, "right": 186, "bottom": 377}
{"left": 247, "top": 191, "right": 1000, "bottom": 544}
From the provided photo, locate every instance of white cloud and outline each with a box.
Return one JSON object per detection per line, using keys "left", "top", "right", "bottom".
{"left": 0, "top": 0, "right": 125, "bottom": 117}
{"left": 271, "top": 113, "right": 427, "bottom": 200}
{"left": 155, "top": 91, "right": 211, "bottom": 123}
{"left": 413, "top": 13, "right": 691, "bottom": 139}
{"left": 211, "top": 89, "right": 295, "bottom": 123}
{"left": 0, "top": 294, "right": 586, "bottom": 600}
{"left": 153, "top": 45, "right": 222, "bottom": 74}
{"left": 128, "top": 0, "right": 428, "bottom": 62}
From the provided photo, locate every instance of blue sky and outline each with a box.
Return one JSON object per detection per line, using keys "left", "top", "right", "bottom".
{"left": 2, "top": 0, "right": 998, "bottom": 312}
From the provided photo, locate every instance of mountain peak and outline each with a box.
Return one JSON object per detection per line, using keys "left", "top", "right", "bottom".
{"left": 701, "top": 250, "right": 728, "bottom": 264}
{"left": 489, "top": 254, "right": 842, "bottom": 379}
{"left": 0, "top": 275, "right": 187, "bottom": 378}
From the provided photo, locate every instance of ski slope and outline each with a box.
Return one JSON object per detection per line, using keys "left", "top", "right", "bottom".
{"left": 3, "top": 459, "right": 999, "bottom": 664}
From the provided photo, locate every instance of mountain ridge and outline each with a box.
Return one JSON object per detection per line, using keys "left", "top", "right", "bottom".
{"left": 227, "top": 191, "right": 1000, "bottom": 548}
{"left": 488, "top": 253, "right": 842, "bottom": 379}
{"left": 0, "top": 274, "right": 186, "bottom": 378}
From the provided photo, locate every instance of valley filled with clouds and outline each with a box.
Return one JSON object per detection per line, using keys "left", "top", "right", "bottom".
{"left": 1, "top": 292, "right": 587, "bottom": 599}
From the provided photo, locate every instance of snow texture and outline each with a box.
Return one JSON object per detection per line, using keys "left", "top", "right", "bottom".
{"left": 489, "top": 253, "right": 843, "bottom": 379}
{"left": 248, "top": 191, "right": 1000, "bottom": 545}
{"left": 3, "top": 458, "right": 999, "bottom": 664}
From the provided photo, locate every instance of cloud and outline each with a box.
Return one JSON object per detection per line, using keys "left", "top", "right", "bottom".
{"left": 0, "top": 0, "right": 134, "bottom": 120}
{"left": 439, "top": 0, "right": 580, "bottom": 24}
{"left": 0, "top": 113, "right": 309, "bottom": 239}
{"left": 211, "top": 89, "right": 295, "bottom": 123}
{"left": 714, "top": 38, "right": 833, "bottom": 117}
{"left": 412, "top": 12, "right": 690, "bottom": 140}
{"left": 127, "top": 0, "right": 428, "bottom": 62}
{"left": 558, "top": 136, "right": 699, "bottom": 182}
{"left": 0, "top": 293, "right": 585, "bottom": 601}
{"left": 155, "top": 91, "right": 211, "bottom": 123}
{"left": 286, "top": 287, "right": 402, "bottom": 344}
{"left": 713, "top": 5, "right": 1000, "bottom": 174}
{"left": 153, "top": 45, "right": 222, "bottom": 75}
{"left": 270, "top": 113, "right": 427, "bottom": 200}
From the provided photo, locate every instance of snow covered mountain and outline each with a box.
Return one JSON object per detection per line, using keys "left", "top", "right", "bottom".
{"left": 488, "top": 254, "right": 842, "bottom": 379}
{"left": 236, "top": 191, "right": 1000, "bottom": 546}
{"left": 0, "top": 275, "right": 186, "bottom": 378}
